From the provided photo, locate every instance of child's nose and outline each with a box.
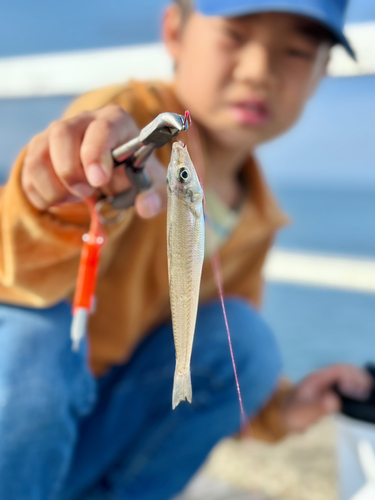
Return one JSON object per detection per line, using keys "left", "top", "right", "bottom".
{"left": 233, "top": 42, "right": 276, "bottom": 88}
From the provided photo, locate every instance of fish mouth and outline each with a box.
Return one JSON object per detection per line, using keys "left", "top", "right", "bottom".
{"left": 171, "top": 142, "right": 190, "bottom": 174}
{"left": 168, "top": 142, "right": 203, "bottom": 200}
{"left": 168, "top": 142, "right": 189, "bottom": 188}
{"left": 172, "top": 140, "right": 186, "bottom": 148}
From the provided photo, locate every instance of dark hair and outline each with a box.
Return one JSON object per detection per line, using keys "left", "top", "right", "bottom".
{"left": 300, "top": 21, "right": 337, "bottom": 47}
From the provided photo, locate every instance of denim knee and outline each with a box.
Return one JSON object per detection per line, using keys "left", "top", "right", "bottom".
{"left": 192, "top": 298, "right": 282, "bottom": 415}
{"left": 0, "top": 303, "right": 95, "bottom": 435}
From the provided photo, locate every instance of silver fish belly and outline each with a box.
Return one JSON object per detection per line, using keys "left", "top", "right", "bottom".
{"left": 167, "top": 141, "right": 205, "bottom": 409}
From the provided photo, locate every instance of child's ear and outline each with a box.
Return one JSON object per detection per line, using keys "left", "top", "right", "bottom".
{"left": 162, "top": 4, "right": 185, "bottom": 64}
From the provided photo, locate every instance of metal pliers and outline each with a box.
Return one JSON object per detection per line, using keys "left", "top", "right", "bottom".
{"left": 99, "top": 112, "right": 189, "bottom": 214}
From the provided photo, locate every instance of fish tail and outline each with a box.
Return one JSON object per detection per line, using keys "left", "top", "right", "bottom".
{"left": 172, "top": 369, "right": 192, "bottom": 409}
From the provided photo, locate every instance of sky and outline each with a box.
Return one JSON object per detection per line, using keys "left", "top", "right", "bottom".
{"left": 1, "top": 0, "right": 375, "bottom": 57}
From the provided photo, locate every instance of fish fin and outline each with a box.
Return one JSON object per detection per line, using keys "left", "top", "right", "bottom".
{"left": 172, "top": 370, "right": 192, "bottom": 409}
{"left": 190, "top": 202, "right": 203, "bottom": 219}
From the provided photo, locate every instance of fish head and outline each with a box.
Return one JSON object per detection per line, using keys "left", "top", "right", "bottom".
{"left": 167, "top": 142, "right": 203, "bottom": 205}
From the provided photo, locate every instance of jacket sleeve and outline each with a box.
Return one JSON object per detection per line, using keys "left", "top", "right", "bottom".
{"left": 0, "top": 85, "right": 135, "bottom": 307}
{"left": 246, "top": 378, "right": 294, "bottom": 442}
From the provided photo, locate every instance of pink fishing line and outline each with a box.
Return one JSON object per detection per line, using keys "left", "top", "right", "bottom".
{"left": 210, "top": 251, "right": 247, "bottom": 428}
{"left": 184, "top": 111, "right": 247, "bottom": 429}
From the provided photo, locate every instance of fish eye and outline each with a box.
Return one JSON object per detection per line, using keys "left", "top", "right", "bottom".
{"left": 178, "top": 168, "right": 189, "bottom": 183}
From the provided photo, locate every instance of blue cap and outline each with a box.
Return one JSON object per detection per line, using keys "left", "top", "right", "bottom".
{"left": 195, "top": 0, "right": 355, "bottom": 58}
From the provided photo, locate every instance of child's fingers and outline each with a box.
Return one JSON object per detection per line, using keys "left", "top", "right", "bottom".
{"left": 135, "top": 156, "right": 167, "bottom": 218}
{"left": 24, "top": 185, "right": 51, "bottom": 211}
{"left": 335, "top": 365, "right": 373, "bottom": 400}
{"left": 23, "top": 105, "right": 155, "bottom": 211}
{"left": 80, "top": 105, "right": 139, "bottom": 188}
{"left": 100, "top": 166, "right": 132, "bottom": 198}
{"left": 284, "top": 391, "right": 341, "bottom": 433}
{"left": 297, "top": 364, "right": 373, "bottom": 402}
{"left": 26, "top": 161, "right": 79, "bottom": 210}
{"left": 48, "top": 113, "right": 97, "bottom": 197}
{"left": 23, "top": 131, "right": 77, "bottom": 210}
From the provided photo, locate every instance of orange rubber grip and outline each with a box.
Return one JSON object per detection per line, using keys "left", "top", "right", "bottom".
{"left": 73, "top": 195, "right": 106, "bottom": 314}
{"left": 73, "top": 233, "right": 104, "bottom": 312}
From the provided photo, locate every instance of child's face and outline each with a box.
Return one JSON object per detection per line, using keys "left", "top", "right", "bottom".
{"left": 164, "top": 8, "right": 330, "bottom": 151}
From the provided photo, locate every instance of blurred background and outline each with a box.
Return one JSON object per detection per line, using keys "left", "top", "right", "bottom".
{"left": 0, "top": 1, "right": 374, "bottom": 499}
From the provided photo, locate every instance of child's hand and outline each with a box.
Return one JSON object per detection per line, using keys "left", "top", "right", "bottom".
{"left": 281, "top": 364, "right": 373, "bottom": 433}
{"left": 21, "top": 105, "right": 167, "bottom": 218}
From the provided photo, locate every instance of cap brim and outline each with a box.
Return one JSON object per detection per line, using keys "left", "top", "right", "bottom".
{"left": 195, "top": 1, "right": 355, "bottom": 59}
{"left": 334, "top": 31, "right": 356, "bottom": 59}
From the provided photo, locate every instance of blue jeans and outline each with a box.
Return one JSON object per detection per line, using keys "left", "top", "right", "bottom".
{"left": 0, "top": 298, "right": 282, "bottom": 500}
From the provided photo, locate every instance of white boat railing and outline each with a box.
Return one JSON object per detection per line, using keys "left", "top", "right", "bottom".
{"left": 264, "top": 249, "right": 375, "bottom": 294}
{"left": 0, "top": 21, "right": 374, "bottom": 99}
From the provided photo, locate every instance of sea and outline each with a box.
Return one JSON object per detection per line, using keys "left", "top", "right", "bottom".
{"left": 0, "top": 0, "right": 374, "bottom": 382}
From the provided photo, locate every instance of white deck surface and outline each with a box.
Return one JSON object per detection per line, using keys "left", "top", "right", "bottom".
{"left": 174, "top": 475, "right": 269, "bottom": 500}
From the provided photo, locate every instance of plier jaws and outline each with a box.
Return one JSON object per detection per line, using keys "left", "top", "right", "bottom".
{"left": 112, "top": 112, "right": 188, "bottom": 165}
{"left": 101, "top": 112, "right": 188, "bottom": 213}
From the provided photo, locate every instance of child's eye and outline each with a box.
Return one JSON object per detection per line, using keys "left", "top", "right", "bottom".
{"left": 224, "top": 28, "right": 245, "bottom": 46}
{"left": 286, "top": 48, "right": 315, "bottom": 60}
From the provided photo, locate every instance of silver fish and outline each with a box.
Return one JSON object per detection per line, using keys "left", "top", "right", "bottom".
{"left": 167, "top": 141, "right": 205, "bottom": 409}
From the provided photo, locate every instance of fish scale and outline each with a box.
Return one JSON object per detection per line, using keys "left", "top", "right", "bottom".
{"left": 167, "top": 142, "right": 205, "bottom": 409}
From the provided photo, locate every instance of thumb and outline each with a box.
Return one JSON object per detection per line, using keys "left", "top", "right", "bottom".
{"left": 134, "top": 156, "right": 168, "bottom": 219}
{"left": 135, "top": 187, "right": 165, "bottom": 219}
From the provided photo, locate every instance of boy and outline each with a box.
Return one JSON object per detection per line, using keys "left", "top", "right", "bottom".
{"left": 0, "top": 0, "right": 371, "bottom": 498}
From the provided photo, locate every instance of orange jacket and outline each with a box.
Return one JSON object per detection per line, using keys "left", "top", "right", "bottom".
{"left": 0, "top": 80, "right": 291, "bottom": 441}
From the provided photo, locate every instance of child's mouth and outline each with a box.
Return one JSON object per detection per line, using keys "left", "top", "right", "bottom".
{"left": 230, "top": 100, "right": 270, "bottom": 126}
